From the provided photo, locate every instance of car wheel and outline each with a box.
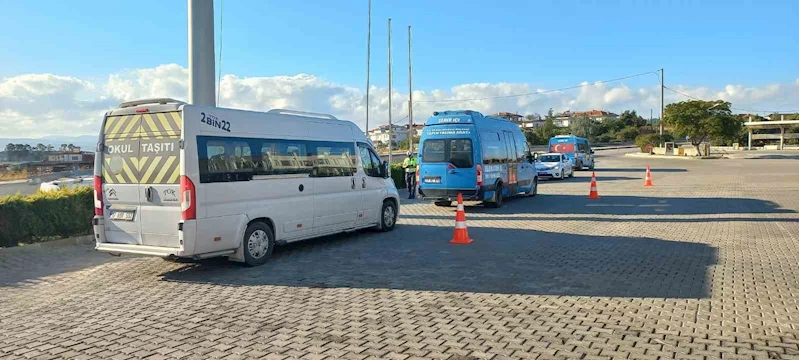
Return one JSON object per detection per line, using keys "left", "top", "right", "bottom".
{"left": 379, "top": 200, "right": 397, "bottom": 232}
{"left": 559, "top": 170, "right": 565, "bottom": 180}
{"left": 569, "top": 169, "right": 574, "bottom": 178}
{"left": 242, "top": 222, "right": 275, "bottom": 266}
{"left": 527, "top": 177, "right": 538, "bottom": 197}
{"left": 434, "top": 201, "right": 451, "bottom": 207}
{"left": 589, "top": 162, "right": 595, "bottom": 170}
{"left": 487, "top": 184, "right": 503, "bottom": 208}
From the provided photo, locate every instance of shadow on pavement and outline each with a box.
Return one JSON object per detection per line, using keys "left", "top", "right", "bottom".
{"left": 159, "top": 224, "right": 717, "bottom": 298}
{"left": 746, "top": 154, "right": 799, "bottom": 160}
{"left": 538, "top": 175, "right": 639, "bottom": 183}
{"left": 0, "top": 245, "right": 122, "bottom": 287}
{"left": 593, "top": 168, "right": 688, "bottom": 173}
{"left": 460, "top": 194, "right": 794, "bottom": 215}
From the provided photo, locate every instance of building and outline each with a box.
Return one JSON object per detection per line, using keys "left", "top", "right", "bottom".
{"left": 572, "top": 110, "right": 619, "bottom": 123}
{"left": 552, "top": 110, "right": 619, "bottom": 127}
{"left": 492, "top": 112, "right": 523, "bottom": 123}
{"left": 46, "top": 152, "right": 94, "bottom": 163}
{"left": 519, "top": 118, "right": 545, "bottom": 129}
{"left": 368, "top": 124, "right": 408, "bottom": 146}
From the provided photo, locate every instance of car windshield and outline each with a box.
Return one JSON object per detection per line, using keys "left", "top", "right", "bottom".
{"left": 539, "top": 155, "right": 560, "bottom": 162}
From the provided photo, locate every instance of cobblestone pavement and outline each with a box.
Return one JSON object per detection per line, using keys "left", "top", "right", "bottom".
{"left": 2, "top": 150, "right": 799, "bottom": 359}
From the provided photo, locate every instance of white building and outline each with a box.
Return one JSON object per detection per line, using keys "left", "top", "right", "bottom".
{"left": 367, "top": 124, "right": 407, "bottom": 146}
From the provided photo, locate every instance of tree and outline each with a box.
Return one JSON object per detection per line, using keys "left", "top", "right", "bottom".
{"left": 664, "top": 100, "right": 742, "bottom": 156}
{"left": 619, "top": 110, "right": 647, "bottom": 128}
{"left": 60, "top": 144, "right": 68, "bottom": 152}
{"left": 524, "top": 130, "right": 542, "bottom": 145}
{"left": 569, "top": 116, "right": 592, "bottom": 138}
{"left": 524, "top": 113, "right": 542, "bottom": 121}
{"left": 35, "top": 143, "right": 46, "bottom": 152}
{"left": 616, "top": 126, "right": 640, "bottom": 142}
{"left": 47, "top": 145, "right": 55, "bottom": 152}
{"left": 5, "top": 143, "right": 13, "bottom": 152}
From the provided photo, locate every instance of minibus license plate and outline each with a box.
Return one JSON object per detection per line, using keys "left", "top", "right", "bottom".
{"left": 424, "top": 177, "right": 441, "bottom": 184}
{"left": 110, "top": 210, "right": 135, "bottom": 221}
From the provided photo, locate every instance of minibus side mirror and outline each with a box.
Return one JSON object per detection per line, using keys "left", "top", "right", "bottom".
{"left": 381, "top": 161, "right": 390, "bottom": 178}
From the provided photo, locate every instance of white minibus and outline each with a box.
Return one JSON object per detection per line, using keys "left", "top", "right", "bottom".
{"left": 92, "top": 98, "right": 399, "bottom": 266}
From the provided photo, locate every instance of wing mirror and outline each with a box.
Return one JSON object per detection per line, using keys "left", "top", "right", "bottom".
{"left": 381, "top": 161, "right": 390, "bottom": 178}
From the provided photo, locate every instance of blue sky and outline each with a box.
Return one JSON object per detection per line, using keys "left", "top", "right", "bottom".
{"left": 1, "top": 0, "right": 797, "bottom": 90}
{"left": 1, "top": 0, "right": 798, "bottom": 137}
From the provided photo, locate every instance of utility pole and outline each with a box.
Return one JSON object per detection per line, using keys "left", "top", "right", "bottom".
{"left": 188, "top": 0, "right": 216, "bottom": 106}
{"left": 387, "top": 18, "right": 393, "bottom": 165}
{"left": 660, "top": 68, "right": 664, "bottom": 136}
{"left": 650, "top": 109, "right": 652, "bottom": 126}
{"left": 407, "top": 25, "right": 413, "bottom": 154}
{"left": 365, "top": 0, "right": 371, "bottom": 136}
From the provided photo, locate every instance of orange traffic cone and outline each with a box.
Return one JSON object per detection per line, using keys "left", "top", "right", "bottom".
{"left": 588, "top": 172, "right": 600, "bottom": 199}
{"left": 644, "top": 165, "right": 653, "bottom": 187}
{"left": 450, "top": 193, "right": 473, "bottom": 244}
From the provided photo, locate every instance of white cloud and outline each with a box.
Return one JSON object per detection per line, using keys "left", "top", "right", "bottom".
{"left": 2, "top": 64, "right": 799, "bottom": 137}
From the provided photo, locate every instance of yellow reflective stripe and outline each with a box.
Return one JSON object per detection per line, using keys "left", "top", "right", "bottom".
{"left": 170, "top": 112, "right": 182, "bottom": 130}
{"left": 102, "top": 167, "right": 113, "bottom": 184}
{"left": 109, "top": 115, "right": 129, "bottom": 135}
{"left": 167, "top": 166, "right": 180, "bottom": 184}
{"left": 121, "top": 114, "right": 139, "bottom": 139}
{"left": 143, "top": 114, "right": 163, "bottom": 139}
{"left": 156, "top": 113, "right": 174, "bottom": 133}
{"left": 104, "top": 116, "right": 118, "bottom": 133}
{"left": 140, "top": 156, "right": 161, "bottom": 183}
{"left": 153, "top": 156, "right": 176, "bottom": 183}
{"left": 121, "top": 158, "right": 137, "bottom": 183}
{"left": 136, "top": 156, "right": 149, "bottom": 172}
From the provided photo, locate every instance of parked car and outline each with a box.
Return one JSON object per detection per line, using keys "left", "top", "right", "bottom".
{"left": 535, "top": 153, "right": 573, "bottom": 180}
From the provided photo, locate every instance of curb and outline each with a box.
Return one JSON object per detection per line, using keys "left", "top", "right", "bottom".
{"left": 8, "top": 234, "right": 95, "bottom": 250}
{"left": 623, "top": 153, "right": 726, "bottom": 160}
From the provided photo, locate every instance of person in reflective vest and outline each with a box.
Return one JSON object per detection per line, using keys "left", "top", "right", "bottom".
{"left": 402, "top": 151, "right": 418, "bottom": 199}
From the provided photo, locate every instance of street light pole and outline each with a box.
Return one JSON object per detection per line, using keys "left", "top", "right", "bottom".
{"left": 660, "top": 68, "right": 664, "bottom": 136}
{"left": 407, "top": 25, "right": 413, "bottom": 154}
{"left": 365, "top": 0, "right": 371, "bottom": 136}
{"left": 387, "top": 18, "right": 393, "bottom": 165}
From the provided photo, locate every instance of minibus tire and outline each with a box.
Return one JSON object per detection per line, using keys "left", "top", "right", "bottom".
{"left": 526, "top": 177, "right": 538, "bottom": 197}
{"left": 486, "top": 184, "right": 503, "bottom": 208}
{"left": 242, "top": 222, "right": 275, "bottom": 266}
{"left": 379, "top": 200, "right": 398, "bottom": 231}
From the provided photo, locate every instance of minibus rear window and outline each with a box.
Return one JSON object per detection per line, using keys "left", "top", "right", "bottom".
{"left": 422, "top": 139, "right": 473, "bottom": 168}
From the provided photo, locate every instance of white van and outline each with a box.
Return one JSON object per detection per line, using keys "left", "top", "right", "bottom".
{"left": 92, "top": 98, "right": 400, "bottom": 266}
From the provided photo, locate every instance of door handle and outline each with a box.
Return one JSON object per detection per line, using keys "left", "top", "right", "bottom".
{"left": 362, "top": 177, "right": 366, "bottom": 188}
{"left": 144, "top": 187, "right": 153, "bottom": 202}
{"left": 351, "top": 178, "right": 356, "bottom": 189}
{"left": 448, "top": 170, "right": 456, "bottom": 174}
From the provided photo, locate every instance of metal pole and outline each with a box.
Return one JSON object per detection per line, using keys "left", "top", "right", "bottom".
{"left": 188, "top": 0, "right": 216, "bottom": 106}
{"left": 660, "top": 68, "right": 664, "bottom": 136}
{"left": 748, "top": 128, "right": 752, "bottom": 151}
{"left": 407, "top": 25, "right": 413, "bottom": 154}
{"left": 387, "top": 18, "right": 393, "bottom": 165}
{"left": 650, "top": 109, "right": 652, "bottom": 126}
{"left": 365, "top": 0, "right": 371, "bottom": 136}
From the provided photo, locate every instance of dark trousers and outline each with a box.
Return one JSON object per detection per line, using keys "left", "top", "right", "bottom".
{"left": 404, "top": 172, "right": 416, "bottom": 198}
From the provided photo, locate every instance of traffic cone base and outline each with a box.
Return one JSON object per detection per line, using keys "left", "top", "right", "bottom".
{"left": 644, "top": 165, "right": 654, "bottom": 187}
{"left": 588, "top": 171, "right": 600, "bottom": 199}
{"left": 450, "top": 193, "right": 473, "bottom": 244}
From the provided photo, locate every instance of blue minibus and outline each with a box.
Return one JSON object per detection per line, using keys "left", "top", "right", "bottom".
{"left": 417, "top": 110, "right": 538, "bottom": 208}
{"left": 548, "top": 135, "right": 595, "bottom": 170}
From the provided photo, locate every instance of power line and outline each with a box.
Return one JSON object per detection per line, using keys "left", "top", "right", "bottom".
{"left": 663, "top": 86, "right": 799, "bottom": 114}
{"left": 413, "top": 70, "right": 661, "bottom": 104}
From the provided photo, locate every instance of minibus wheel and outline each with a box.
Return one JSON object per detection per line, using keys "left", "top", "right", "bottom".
{"left": 379, "top": 200, "right": 397, "bottom": 231}
{"left": 242, "top": 222, "right": 275, "bottom": 266}
{"left": 486, "top": 184, "right": 503, "bottom": 208}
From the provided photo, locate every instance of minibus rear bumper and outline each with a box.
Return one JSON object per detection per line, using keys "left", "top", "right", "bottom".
{"left": 419, "top": 187, "right": 484, "bottom": 201}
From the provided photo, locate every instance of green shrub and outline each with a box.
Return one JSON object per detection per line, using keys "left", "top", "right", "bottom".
{"left": 390, "top": 163, "right": 407, "bottom": 189}
{"left": 635, "top": 133, "right": 674, "bottom": 153}
{"left": 0, "top": 186, "right": 93, "bottom": 247}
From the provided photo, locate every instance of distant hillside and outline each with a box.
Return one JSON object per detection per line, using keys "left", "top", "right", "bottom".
{"left": 1, "top": 135, "right": 96, "bottom": 151}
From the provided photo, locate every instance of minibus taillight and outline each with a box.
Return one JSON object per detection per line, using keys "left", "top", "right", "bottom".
{"left": 93, "top": 175, "right": 103, "bottom": 216}
{"left": 476, "top": 164, "right": 483, "bottom": 187}
{"left": 415, "top": 167, "right": 420, "bottom": 183}
{"left": 180, "top": 175, "right": 196, "bottom": 220}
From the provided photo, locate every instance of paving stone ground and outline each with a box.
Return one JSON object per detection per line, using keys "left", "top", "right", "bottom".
{"left": 2, "top": 149, "right": 799, "bottom": 359}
